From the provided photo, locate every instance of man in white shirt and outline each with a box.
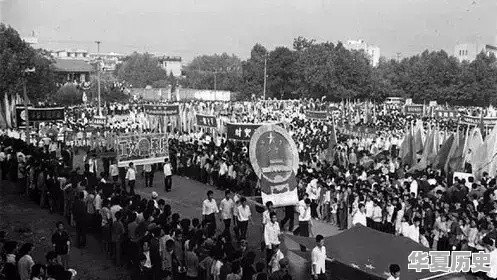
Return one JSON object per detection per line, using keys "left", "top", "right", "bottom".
{"left": 298, "top": 196, "right": 312, "bottom": 237}
{"left": 163, "top": 158, "right": 172, "bottom": 192}
{"left": 365, "top": 196, "right": 374, "bottom": 227}
{"left": 236, "top": 196, "right": 252, "bottom": 240}
{"left": 311, "top": 235, "right": 326, "bottom": 280}
{"left": 372, "top": 200, "right": 383, "bottom": 231}
{"left": 125, "top": 162, "right": 136, "bottom": 195}
{"left": 352, "top": 203, "right": 367, "bottom": 227}
{"left": 264, "top": 212, "right": 281, "bottom": 264}
{"left": 109, "top": 160, "right": 119, "bottom": 184}
{"left": 202, "top": 190, "right": 219, "bottom": 232}
{"left": 143, "top": 164, "right": 152, "bottom": 188}
{"left": 219, "top": 190, "right": 235, "bottom": 236}
{"left": 387, "top": 264, "right": 400, "bottom": 280}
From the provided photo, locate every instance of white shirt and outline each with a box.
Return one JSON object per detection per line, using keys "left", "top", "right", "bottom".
{"left": 219, "top": 198, "right": 234, "bottom": 220}
{"left": 110, "top": 164, "right": 119, "bottom": 177}
{"left": 262, "top": 210, "right": 271, "bottom": 226}
{"left": 487, "top": 248, "right": 497, "bottom": 279}
{"left": 110, "top": 204, "right": 123, "bottom": 221}
{"left": 163, "top": 163, "right": 172, "bottom": 177}
{"left": 264, "top": 221, "right": 281, "bottom": 247}
{"left": 387, "top": 276, "right": 399, "bottom": 280}
{"left": 298, "top": 200, "right": 311, "bottom": 222}
{"left": 372, "top": 206, "right": 382, "bottom": 222}
{"left": 408, "top": 225, "right": 420, "bottom": 243}
{"left": 410, "top": 180, "right": 418, "bottom": 197}
{"left": 94, "top": 194, "right": 102, "bottom": 211}
{"left": 237, "top": 204, "right": 251, "bottom": 222}
{"left": 311, "top": 246, "right": 326, "bottom": 275}
{"left": 202, "top": 199, "right": 219, "bottom": 216}
{"left": 365, "top": 201, "right": 374, "bottom": 218}
{"left": 352, "top": 211, "right": 367, "bottom": 226}
{"left": 144, "top": 164, "right": 152, "bottom": 172}
{"left": 125, "top": 168, "right": 136, "bottom": 181}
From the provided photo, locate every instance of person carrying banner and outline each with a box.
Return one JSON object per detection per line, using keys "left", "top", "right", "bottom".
{"left": 125, "top": 162, "right": 136, "bottom": 195}
{"left": 297, "top": 194, "right": 312, "bottom": 237}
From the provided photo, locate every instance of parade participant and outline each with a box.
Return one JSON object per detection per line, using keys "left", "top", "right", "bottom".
{"left": 125, "top": 162, "right": 136, "bottom": 195}
{"left": 311, "top": 235, "right": 326, "bottom": 280}
{"left": 219, "top": 190, "right": 235, "bottom": 237}
{"left": 202, "top": 190, "right": 219, "bottom": 232}
{"left": 163, "top": 158, "right": 173, "bottom": 192}
{"left": 51, "top": 222, "right": 71, "bottom": 268}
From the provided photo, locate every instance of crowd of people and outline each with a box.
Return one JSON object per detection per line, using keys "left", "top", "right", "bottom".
{"left": 1, "top": 99, "right": 497, "bottom": 280}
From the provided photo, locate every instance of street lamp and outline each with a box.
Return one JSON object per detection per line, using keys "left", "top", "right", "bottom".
{"left": 23, "top": 67, "right": 35, "bottom": 143}
{"left": 263, "top": 53, "right": 268, "bottom": 100}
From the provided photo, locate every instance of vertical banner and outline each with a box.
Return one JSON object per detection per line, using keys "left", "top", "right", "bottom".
{"left": 117, "top": 133, "right": 169, "bottom": 167}
{"left": 249, "top": 124, "right": 299, "bottom": 207}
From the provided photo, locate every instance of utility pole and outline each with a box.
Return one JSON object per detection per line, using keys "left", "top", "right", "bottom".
{"left": 263, "top": 54, "right": 267, "bottom": 100}
{"left": 23, "top": 67, "right": 35, "bottom": 144}
{"left": 95, "top": 41, "right": 102, "bottom": 115}
{"left": 396, "top": 52, "right": 402, "bottom": 62}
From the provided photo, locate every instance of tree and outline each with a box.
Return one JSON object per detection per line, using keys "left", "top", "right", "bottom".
{"left": 266, "top": 46, "right": 298, "bottom": 99}
{"left": 87, "top": 72, "right": 129, "bottom": 104}
{"left": 0, "top": 24, "right": 56, "bottom": 127}
{"left": 116, "top": 52, "right": 167, "bottom": 88}
{"left": 240, "top": 44, "right": 268, "bottom": 98}
{"left": 51, "top": 84, "right": 83, "bottom": 106}
{"left": 182, "top": 53, "right": 242, "bottom": 91}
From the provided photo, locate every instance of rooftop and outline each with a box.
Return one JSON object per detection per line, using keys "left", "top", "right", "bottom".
{"left": 53, "top": 59, "right": 94, "bottom": 73}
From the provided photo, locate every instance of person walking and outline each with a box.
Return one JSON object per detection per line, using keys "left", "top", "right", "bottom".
{"left": 264, "top": 212, "right": 281, "bottom": 265}
{"left": 17, "top": 243, "right": 35, "bottom": 280}
{"left": 72, "top": 192, "right": 87, "bottom": 248}
{"left": 236, "top": 197, "right": 252, "bottom": 240}
{"left": 219, "top": 190, "right": 235, "bottom": 236}
{"left": 202, "top": 190, "right": 219, "bottom": 233}
{"left": 51, "top": 222, "right": 71, "bottom": 268}
{"left": 125, "top": 162, "right": 136, "bottom": 195}
{"left": 163, "top": 158, "right": 173, "bottom": 192}
{"left": 311, "top": 235, "right": 326, "bottom": 280}
{"left": 298, "top": 197, "right": 311, "bottom": 237}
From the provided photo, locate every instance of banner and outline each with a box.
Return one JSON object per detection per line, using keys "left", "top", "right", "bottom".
{"left": 337, "top": 126, "right": 377, "bottom": 139}
{"left": 459, "top": 115, "right": 497, "bottom": 127}
{"left": 117, "top": 133, "right": 169, "bottom": 167}
{"left": 434, "top": 110, "right": 459, "bottom": 120}
{"left": 226, "top": 122, "right": 282, "bottom": 141}
{"left": 249, "top": 124, "right": 299, "bottom": 207}
{"left": 16, "top": 106, "right": 65, "bottom": 127}
{"left": 90, "top": 116, "right": 107, "bottom": 127}
{"left": 143, "top": 104, "right": 179, "bottom": 116}
{"left": 196, "top": 114, "right": 217, "bottom": 128}
{"left": 305, "top": 110, "right": 328, "bottom": 120}
{"left": 405, "top": 105, "right": 424, "bottom": 116}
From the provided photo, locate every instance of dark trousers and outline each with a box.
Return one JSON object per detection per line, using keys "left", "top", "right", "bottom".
{"left": 223, "top": 218, "right": 231, "bottom": 236}
{"left": 76, "top": 222, "right": 87, "bottom": 247}
{"left": 280, "top": 206, "right": 295, "bottom": 231}
{"left": 299, "top": 221, "right": 310, "bottom": 237}
{"left": 204, "top": 213, "right": 217, "bottom": 232}
{"left": 144, "top": 172, "right": 152, "bottom": 188}
{"left": 238, "top": 220, "right": 249, "bottom": 240}
{"left": 310, "top": 200, "right": 318, "bottom": 218}
{"left": 164, "top": 175, "right": 172, "bottom": 191}
{"left": 128, "top": 180, "right": 135, "bottom": 195}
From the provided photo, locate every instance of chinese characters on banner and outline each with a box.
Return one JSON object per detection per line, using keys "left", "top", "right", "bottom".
{"left": 305, "top": 110, "right": 329, "bottom": 120}
{"left": 117, "top": 133, "right": 169, "bottom": 167}
{"left": 196, "top": 114, "right": 217, "bottom": 128}
{"left": 90, "top": 116, "right": 107, "bottom": 127}
{"left": 405, "top": 105, "right": 424, "bottom": 116}
{"left": 459, "top": 115, "right": 497, "bottom": 127}
{"left": 15, "top": 106, "right": 65, "bottom": 127}
{"left": 143, "top": 104, "right": 179, "bottom": 116}
{"left": 434, "top": 110, "right": 459, "bottom": 120}
{"left": 225, "top": 122, "right": 283, "bottom": 141}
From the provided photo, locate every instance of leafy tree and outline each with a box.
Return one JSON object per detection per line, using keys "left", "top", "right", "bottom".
{"left": 51, "top": 84, "right": 83, "bottom": 105}
{"left": 266, "top": 46, "right": 298, "bottom": 99}
{"left": 182, "top": 53, "right": 242, "bottom": 91}
{"left": 116, "top": 52, "right": 167, "bottom": 88}
{"left": 0, "top": 24, "right": 56, "bottom": 126}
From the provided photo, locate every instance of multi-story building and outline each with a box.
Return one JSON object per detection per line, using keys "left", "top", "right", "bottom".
{"left": 89, "top": 52, "right": 126, "bottom": 72}
{"left": 51, "top": 49, "right": 89, "bottom": 60}
{"left": 344, "top": 39, "right": 381, "bottom": 67}
{"left": 454, "top": 43, "right": 497, "bottom": 62}
{"left": 158, "top": 56, "right": 183, "bottom": 77}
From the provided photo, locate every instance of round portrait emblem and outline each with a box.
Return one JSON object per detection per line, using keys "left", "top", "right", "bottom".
{"left": 249, "top": 124, "right": 299, "bottom": 184}
{"left": 20, "top": 110, "right": 27, "bottom": 121}
{"left": 137, "top": 138, "right": 151, "bottom": 156}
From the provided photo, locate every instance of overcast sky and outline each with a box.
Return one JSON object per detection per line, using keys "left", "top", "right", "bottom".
{"left": 2, "top": 0, "right": 496, "bottom": 61}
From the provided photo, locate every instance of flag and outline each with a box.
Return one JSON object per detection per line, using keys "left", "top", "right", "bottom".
{"left": 471, "top": 123, "right": 497, "bottom": 179}
{"left": 479, "top": 110, "right": 485, "bottom": 140}
{"left": 412, "top": 126, "right": 434, "bottom": 171}
{"left": 401, "top": 124, "right": 414, "bottom": 167}
{"left": 434, "top": 133, "right": 455, "bottom": 170}
{"left": 446, "top": 129, "right": 466, "bottom": 173}
{"left": 427, "top": 126, "right": 440, "bottom": 166}
{"left": 444, "top": 128, "right": 460, "bottom": 173}
{"left": 327, "top": 115, "right": 338, "bottom": 163}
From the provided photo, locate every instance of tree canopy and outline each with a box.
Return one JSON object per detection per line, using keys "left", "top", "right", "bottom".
{"left": 115, "top": 52, "right": 167, "bottom": 88}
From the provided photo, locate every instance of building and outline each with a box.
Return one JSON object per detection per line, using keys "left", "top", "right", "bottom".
{"left": 51, "top": 49, "right": 89, "bottom": 60}
{"left": 454, "top": 43, "right": 497, "bottom": 62}
{"left": 53, "top": 59, "right": 94, "bottom": 86}
{"left": 89, "top": 52, "right": 125, "bottom": 72}
{"left": 343, "top": 39, "right": 381, "bottom": 67}
{"left": 158, "top": 56, "right": 183, "bottom": 77}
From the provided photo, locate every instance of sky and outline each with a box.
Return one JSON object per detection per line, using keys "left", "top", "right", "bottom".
{"left": 1, "top": 0, "right": 496, "bottom": 62}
